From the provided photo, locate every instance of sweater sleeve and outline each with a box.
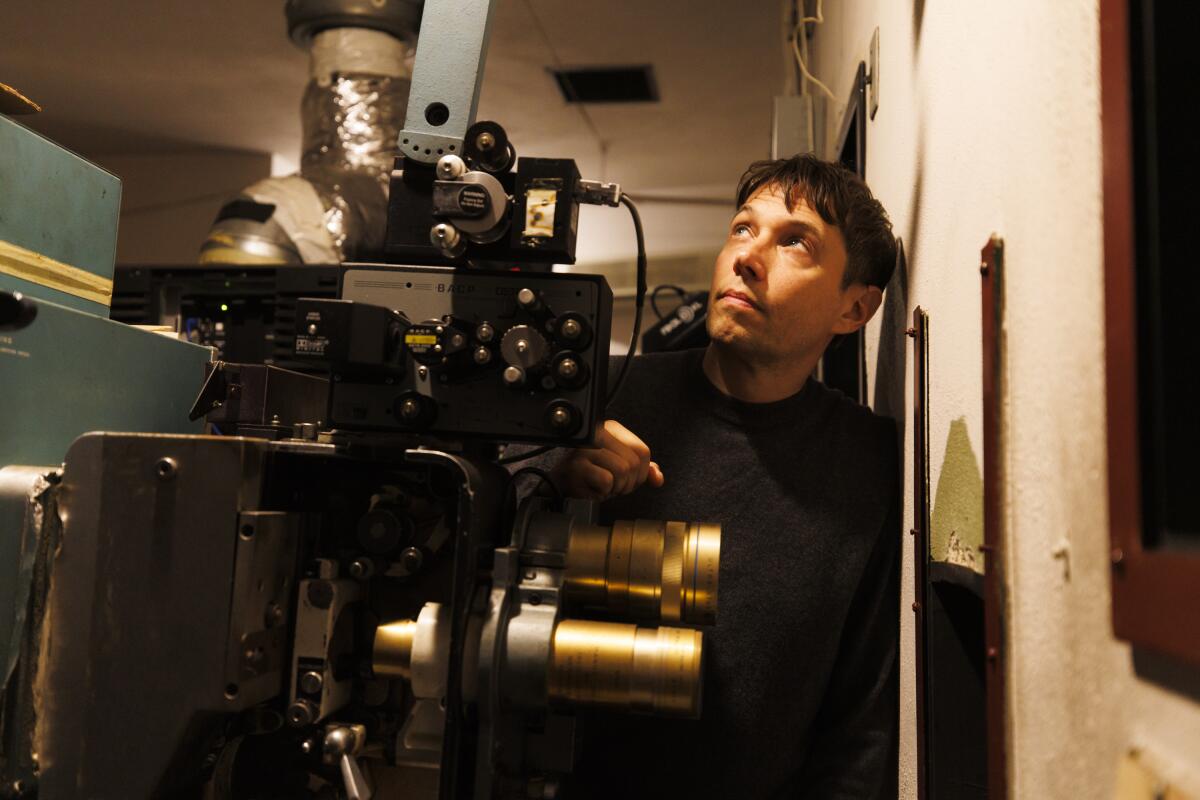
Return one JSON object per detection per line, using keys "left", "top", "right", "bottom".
{"left": 795, "top": 480, "right": 901, "bottom": 799}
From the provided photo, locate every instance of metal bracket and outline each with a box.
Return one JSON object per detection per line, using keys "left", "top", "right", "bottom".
{"left": 399, "top": 0, "right": 500, "bottom": 164}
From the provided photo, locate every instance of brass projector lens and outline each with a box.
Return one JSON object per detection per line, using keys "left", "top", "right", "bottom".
{"left": 547, "top": 619, "right": 704, "bottom": 717}
{"left": 564, "top": 519, "right": 720, "bottom": 625}
{"left": 373, "top": 619, "right": 417, "bottom": 679}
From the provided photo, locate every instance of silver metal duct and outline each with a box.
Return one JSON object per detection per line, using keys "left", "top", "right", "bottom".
{"left": 200, "top": 4, "right": 419, "bottom": 264}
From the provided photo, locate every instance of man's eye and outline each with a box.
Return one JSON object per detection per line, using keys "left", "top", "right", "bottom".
{"left": 732, "top": 223, "right": 751, "bottom": 236}
{"left": 784, "top": 236, "right": 809, "bottom": 250}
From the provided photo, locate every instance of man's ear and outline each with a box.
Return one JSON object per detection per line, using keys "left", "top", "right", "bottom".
{"left": 831, "top": 284, "right": 883, "bottom": 335}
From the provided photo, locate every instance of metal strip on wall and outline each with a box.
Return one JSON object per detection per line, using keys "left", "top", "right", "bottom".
{"left": 909, "top": 306, "right": 931, "bottom": 799}
{"left": 0, "top": 238, "right": 113, "bottom": 307}
{"left": 980, "top": 234, "right": 1009, "bottom": 798}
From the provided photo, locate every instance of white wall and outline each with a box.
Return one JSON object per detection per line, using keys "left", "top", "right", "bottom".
{"left": 809, "top": 1, "right": 1200, "bottom": 796}
{"left": 98, "top": 150, "right": 271, "bottom": 264}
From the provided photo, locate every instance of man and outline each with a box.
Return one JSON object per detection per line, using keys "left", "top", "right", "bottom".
{"left": 557, "top": 154, "right": 900, "bottom": 799}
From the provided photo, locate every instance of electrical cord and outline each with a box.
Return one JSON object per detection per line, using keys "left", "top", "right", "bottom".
{"left": 793, "top": 0, "right": 837, "bottom": 102}
{"left": 650, "top": 284, "right": 687, "bottom": 320}
{"left": 606, "top": 193, "right": 647, "bottom": 407}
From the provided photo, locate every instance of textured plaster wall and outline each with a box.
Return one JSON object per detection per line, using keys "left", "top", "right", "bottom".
{"left": 809, "top": 1, "right": 1200, "bottom": 796}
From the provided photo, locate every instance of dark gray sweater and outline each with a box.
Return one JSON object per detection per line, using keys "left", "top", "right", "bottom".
{"left": 572, "top": 348, "right": 900, "bottom": 799}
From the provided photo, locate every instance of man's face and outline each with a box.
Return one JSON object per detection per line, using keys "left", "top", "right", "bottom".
{"left": 706, "top": 185, "right": 863, "bottom": 363}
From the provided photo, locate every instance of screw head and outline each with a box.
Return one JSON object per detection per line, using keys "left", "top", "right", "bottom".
{"left": 155, "top": 457, "right": 178, "bottom": 480}
{"left": 549, "top": 407, "right": 571, "bottom": 428}
{"left": 450, "top": 333, "right": 465, "bottom": 348}
{"left": 286, "top": 700, "right": 317, "bottom": 727}
{"left": 561, "top": 319, "right": 581, "bottom": 339}
{"left": 473, "top": 346, "right": 492, "bottom": 365}
{"left": 503, "top": 366, "right": 524, "bottom": 385}
{"left": 401, "top": 546, "right": 424, "bottom": 573}
{"left": 307, "top": 323, "right": 318, "bottom": 335}
{"left": 399, "top": 398, "right": 421, "bottom": 420}
{"left": 476, "top": 131, "right": 496, "bottom": 151}
{"left": 476, "top": 323, "right": 495, "bottom": 342}
{"left": 348, "top": 558, "right": 374, "bottom": 580}
{"left": 557, "top": 358, "right": 578, "bottom": 378}
{"left": 517, "top": 288, "right": 537, "bottom": 307}
{"left": 265, "top": 603, "right": 286, "bottom": 628}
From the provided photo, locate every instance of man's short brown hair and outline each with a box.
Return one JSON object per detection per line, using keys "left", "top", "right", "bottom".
{"left": 735, "top": 154, "right": 897, "bottom": 289}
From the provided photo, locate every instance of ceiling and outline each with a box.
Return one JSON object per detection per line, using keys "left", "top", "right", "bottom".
{"left": 1, "top": 0, "right": 783, "bottom": 192}
{"left": 1, "top": 0, "right": 786, "bottom": 262}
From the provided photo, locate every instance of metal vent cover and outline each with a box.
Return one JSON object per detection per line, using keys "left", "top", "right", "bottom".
{"left": 551, "top": 65, "right": 659, "bottom": 103}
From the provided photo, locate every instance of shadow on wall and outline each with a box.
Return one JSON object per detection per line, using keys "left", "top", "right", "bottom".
{"left": 930, "top": 417, "right": 984, "bottom": 574}
{"left": 873, "top": 237, "right": 910, "bottom": 454}
{"left": 1132, "top": 648, "right": 1200, "bottom": 706}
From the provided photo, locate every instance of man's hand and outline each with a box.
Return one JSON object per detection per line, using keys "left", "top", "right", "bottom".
{"left": 552, "top": 420, "right": 665, "bottom": 500}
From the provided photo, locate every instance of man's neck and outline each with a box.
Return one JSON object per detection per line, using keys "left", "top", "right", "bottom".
{"left": 701, "top": 343, "right": 820, "bottom": 404}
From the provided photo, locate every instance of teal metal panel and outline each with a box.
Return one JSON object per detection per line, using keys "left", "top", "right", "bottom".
{"left": 0, "top": 296, "right": 212, "bottom": 468}
{"left": 0, "top": 116, "right": 121, "bottom": 315}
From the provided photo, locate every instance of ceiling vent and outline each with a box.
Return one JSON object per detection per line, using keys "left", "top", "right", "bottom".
{"left": 552, "top": 65, "right": 659, "bottom": 103}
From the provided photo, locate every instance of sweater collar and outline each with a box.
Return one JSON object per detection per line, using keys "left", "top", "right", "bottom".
{"left": 687, "top": 349, "right": 823, "bottom": 429}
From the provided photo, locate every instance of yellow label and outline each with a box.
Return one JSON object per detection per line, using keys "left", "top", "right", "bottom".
{"left": 405, "top": 334, "right": 438, "bottom": 345}
{"left": 0, "top": 238, "right": 113, "bottom": 306}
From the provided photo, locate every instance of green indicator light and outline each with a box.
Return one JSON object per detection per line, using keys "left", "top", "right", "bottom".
{"left": 220, "top": 303, "right": 229, "bottom": 312}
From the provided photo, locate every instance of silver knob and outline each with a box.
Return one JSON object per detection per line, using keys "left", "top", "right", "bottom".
{"left": 300, "top": 670, "right": 324, "bottom": 695}
{"left": 436, "top": 154, "right": 467, "bottom": 180}
{"left": 430, "top": 223, "right": 466, "bottom": 257}
{"left": 517, "top": 288, "right": 537, "bottom": 307}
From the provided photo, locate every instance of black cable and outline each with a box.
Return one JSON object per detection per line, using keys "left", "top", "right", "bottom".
{"left": 650, "top": 284, "right": 687, "bottom": 320}
{"left": 506, "top": 466, "right": 562, "bottom": 503}
{"left": 606, "top": 194, "right": 647, "bottom": 407}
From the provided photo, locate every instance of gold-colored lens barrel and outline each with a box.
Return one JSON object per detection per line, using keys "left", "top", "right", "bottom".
{"left": 547, "top": 619, "right": 704, "bottom": 717}
{"left": 373, "top": 619, "right": 418, "bottom": 679}
{"left": 564, "top": 519, "right": 720, "bottom": 625}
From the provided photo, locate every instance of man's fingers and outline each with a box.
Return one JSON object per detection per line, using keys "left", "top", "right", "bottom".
{"left": 577, "top": 461, "right": 616, "bottom": 499}
{"left": 603, "top": 420, "right": 652, "bottom": 485}
{"left": 584, "top": 447, "right": 637, "bottom": 496}
{"left": 647, "top": 461, "right": 665, "bottom": 488}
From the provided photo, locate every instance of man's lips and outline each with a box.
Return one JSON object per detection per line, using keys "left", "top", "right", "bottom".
{"left": 718, "top": 290, "right": 763, "bottom": 312}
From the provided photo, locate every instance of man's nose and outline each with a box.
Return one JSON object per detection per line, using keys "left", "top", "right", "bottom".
{"left": 733, "top": 242, "right": 766, "bottom": 283}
